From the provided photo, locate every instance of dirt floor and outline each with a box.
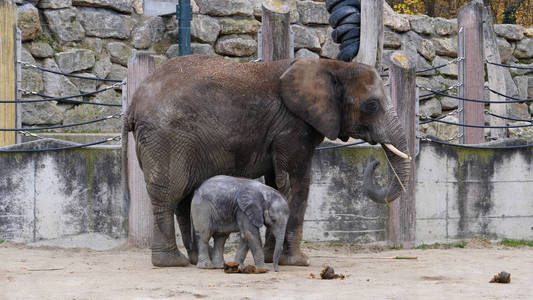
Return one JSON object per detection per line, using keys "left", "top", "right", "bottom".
{"left": 1, "top": 240, "right": 532, "bottom": 300}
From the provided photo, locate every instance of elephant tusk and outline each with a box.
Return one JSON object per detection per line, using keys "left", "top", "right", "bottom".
{"left": 384, "top": 143, "right": 411, "bottom": 161}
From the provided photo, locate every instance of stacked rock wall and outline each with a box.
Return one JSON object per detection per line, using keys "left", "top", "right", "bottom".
{"left": 383, "top": 4, "right": 533, "bottom": 142}
{"left": 14, "top": 0, "right": 533, "bottom": 141}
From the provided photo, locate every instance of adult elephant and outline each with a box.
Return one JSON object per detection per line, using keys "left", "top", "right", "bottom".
{"left": 125, "top": 55, "right": 411, "bottom": 267}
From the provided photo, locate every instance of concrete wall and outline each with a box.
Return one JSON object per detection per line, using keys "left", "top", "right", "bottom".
{"left": 1, "top": 139, "right": 533, "bottom": 246}
{"left": 0, "top": 139, "right": 126, "bottom": 243}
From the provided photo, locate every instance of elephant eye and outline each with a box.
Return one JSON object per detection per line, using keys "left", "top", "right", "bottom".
{"left": 360, "top": 99, "right": 380, "bottom": 114}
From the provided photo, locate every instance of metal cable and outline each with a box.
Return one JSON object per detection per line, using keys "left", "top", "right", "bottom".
{"left": 1, "top": 82, "right": 124, "bottom": 106}
{"left": 486, "top": 87, "right": 533, "bottom": 102}
{"left": 316, "top": 141, "right": 366, "bottom": 150}
{"left": 485, "top": 60, "right": 533, "bottom": 70}
{"left": 430, "top": 89, "right": 533, "bottom": 104}
{"left": 427, "top": 118, "right": 533, "bottom": 129}
{"left": 420, "top": 136, "right": 533, "bottom": 149}
{"left": 485, "top": 110, "right": 533, "bottom": 123}
{"left": 0, "top": 136, "right": 121, "bottom": 153}
{"left": 20, "top": 61, "right": 123, "bottom": 82}
{"left": 0, "top": 114, "right": 122, "bottom": 131}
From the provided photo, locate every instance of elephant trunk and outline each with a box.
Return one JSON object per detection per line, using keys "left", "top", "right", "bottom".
{"left": 363, "top": 111, "right": 411, "bottom": 204}
{"left": 272, "top": 226, "right": 286, "bottom": 272}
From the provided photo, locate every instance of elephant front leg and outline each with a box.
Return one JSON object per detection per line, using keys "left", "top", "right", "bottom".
{"left": 264, "top": 168, "right": 311, "bottom": 266}
{"left": 175, "top": 197, "right": 198, "bottom": 264}
{"left": 151, "top": 204, "right": 190, "bottom": 267}
{"left": 211, "top": 233, "right": 229, "bottom": 269}
{"left": 234, "top": 237, "right": 249, "bottom": 270}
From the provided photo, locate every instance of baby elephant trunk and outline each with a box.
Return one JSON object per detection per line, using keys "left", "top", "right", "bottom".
{"left": 272, "top": 227, "right": 286, "bottom": 272}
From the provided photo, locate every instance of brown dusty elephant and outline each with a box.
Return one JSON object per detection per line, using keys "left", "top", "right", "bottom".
{"left": 125, "top": 55, "right": 411, "bottom": 267}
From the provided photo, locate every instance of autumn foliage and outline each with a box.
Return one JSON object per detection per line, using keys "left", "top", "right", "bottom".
{"left": 386, "top": 0, "right": 533, "bottom": 26}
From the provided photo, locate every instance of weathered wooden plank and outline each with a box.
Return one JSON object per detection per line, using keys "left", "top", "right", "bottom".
{"left": 388, "top": 52, "right": 417, "bottom": 248}
{"left": 458, "top": 1, "right": 485, "bottom": 144}
{"left": 354, "top": 0, "right": 383, "bottom": 70}
{"left": 125, "top": 53, "right": 155, "bottom": 248}
{"left": 0, "top": 0, "right": 17, "bottom": 147}
{"left": 260, "top": 0, "right": 292, "bottom": 62}
{"left": 483, "top": 6, "right": 507, "bottom": 140}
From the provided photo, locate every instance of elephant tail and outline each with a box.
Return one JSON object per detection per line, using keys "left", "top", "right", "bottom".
{"left": 121, "top": 108, "right": 132, "bottom": 219}
{"left": 190, "top": 216, "right": 196, "bottom": 251}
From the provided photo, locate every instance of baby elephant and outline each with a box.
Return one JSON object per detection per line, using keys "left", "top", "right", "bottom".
{"left": 191, "top": 175, "right": 290, "bottom": 272}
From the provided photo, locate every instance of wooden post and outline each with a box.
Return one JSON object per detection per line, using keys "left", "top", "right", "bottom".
{"left": 388, "top": 52, "right": 416, "bottom": 248}
{"left": 458, "top": 0, "right": 485, "bottom": 144}
{"left": 483, "top": 5, "right": 507, "bottom": 139}
{"left": 125, "top": 53, "right": 155, "bottom": 248}
{"left": 0, "top": 0, "right": 17, "bottom": 147}
{"left": 354, "top": 0, "right": 383, "bottom": 70}
{"left": 15, "top": 27, "right": 21, "bottom": 144}
{"left": 260, "top": 0, "right": 292, "bottom": 62}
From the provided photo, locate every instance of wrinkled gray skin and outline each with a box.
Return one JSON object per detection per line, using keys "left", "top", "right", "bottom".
{"left": 191, "top": 175, "right": 289, "bottom": 272}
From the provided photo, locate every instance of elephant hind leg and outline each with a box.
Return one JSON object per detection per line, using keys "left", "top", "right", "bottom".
{"left": 147, "top": 181, "right": 189, "bottom": 267}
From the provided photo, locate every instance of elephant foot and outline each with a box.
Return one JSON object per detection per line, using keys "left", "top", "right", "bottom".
{"left": 187, "top": 250, "right": 198, "bottom": 265}
{"left": 196, "top": 259, "right": 216, "bottom": 269}
{"left": 152, "top": 250, "right": 190, "bottom": 267}
{"left": 277, "top": 251, "right": 310, "bottom": 266}
{"left": 211, "top": 257, "right": 225, "bottom": 269}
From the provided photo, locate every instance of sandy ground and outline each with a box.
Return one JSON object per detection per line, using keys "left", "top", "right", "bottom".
{"left": 1, "top": 241, "right": 532, "bottom": 300}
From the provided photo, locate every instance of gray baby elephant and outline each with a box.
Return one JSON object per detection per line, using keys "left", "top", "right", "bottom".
{"left": 191, "top": 175, "right": 290, "bottom": 272}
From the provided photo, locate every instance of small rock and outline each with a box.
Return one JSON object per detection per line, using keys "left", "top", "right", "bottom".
{"left": 420, "top": 115, "right": 460, "bottom": 143}
{"left": 508, "top": 123, "right": 533, "bottom": 142}
{"left": 21, "top": 100, "right": 64, "bottom": 126}
{"left": 165, "top": 44, "right": 180, "bottom": 59}
{"left": 191, "top": 43, "right": 216, "bottom": 56}
{"left": 38, "top": 0, "right": 72, "bottom": 9}
{"left": 69, "top": 73, "right": 97, "bottom": 93}
{"left": 497, "top": 37, "right": 514, "bottom": 63}
{"left": 78, "top": 7, "right": 136, "bottom": 39}
{"left": 408, "top": 15, "right": 434, "bottom": 35}
{"left": 72, "top": 0, "right": 133, "bottom": 14}
{"left": 55, "top": 48, "right": 96, "bottom": 73}
{"left": 297, "top": 0, "right": 328, "bottom": 25}
{"left": 41, "top": 58, "right": 81, "bottom": 101}
{"left": 43, "top": 7, "right": 85, "bottom": 43}
{"left": 215, "top": 34, "right": 256, "bottom": 57}
{"left": 494, "top": 24, "right": 524, "bottom": 41}
{"left": 525, "top": 27, "right": 533, "bottom": 38}
{"left": 196, "top": 0, "right": 253, "bottom": 17}
{"left": 432, "top": 37, "right": 457, "bottom": 58}
{"left": 93, "top": 56, "right": 112, "bottom": 79}
{"left": 295, "top": 48, "right": 319, "bottom": 59}
{"left": 433, "top": 56, "right": 458, "bottom": 78}
{"left": 320, "top": 28, "right": 340, "bottom": 59}
{"left": 419, "top": 39, "right": 436, "bottom": 61}
{"left": 17, "top": 3, "right": 41, "bottom": 42}
{"left": 420, "top": 98, "right": 442, "bottom": 118}
{"left": 21, "top": 48, "right": 43, "bottom": 93}
{"left": 218, "top": 17, "right": 261, "bottom": 34}
{"left": 384, "top": 30, "right": 402, "bottom": 49}
{"left": 433, "top": 18, "right": 457, "bottom": 36}
{"left": 107, "top": 63, "right": 127, "bottom": 81}
{"left": 292, "top": 24, "right": 320, "bottom": 51}
{"left": 383, "top": 2, "right": 410, "bottom": 32}
{"left": 132, "top": 17, "right": 166, "bottom": 49}
{"left": 191, "top": 14, "right": 221, "bottom": 44}
{"left": 514, "top": 38, "right": 533, "bottom": 59}
{"left": 30, "top": 42, "right": 55, "bottom": 58}
{"left": 106, "top": 42, "right": 134, "bottom": 67}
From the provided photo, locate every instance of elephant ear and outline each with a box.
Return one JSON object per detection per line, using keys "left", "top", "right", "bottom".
{"left": 236, "top": 188, "right": 264, "bottom": 228}
{"left": 280, "top": 59, "right": 342, "bottom": 140}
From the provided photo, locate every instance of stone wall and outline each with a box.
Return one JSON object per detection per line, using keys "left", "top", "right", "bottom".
{"left": 14, "top": 0, "right": 533, "bottom": 141}
{"left": 382, "top": 4, "right": 533, "bottom": 142}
